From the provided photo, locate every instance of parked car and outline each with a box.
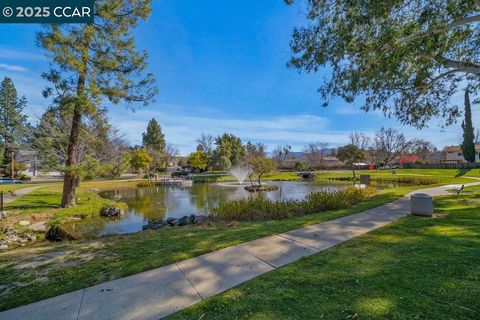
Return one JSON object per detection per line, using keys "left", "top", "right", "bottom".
{"left": 380, "top": 165, "right": 399, "bottom": 170}
{"left": 0, "top": 177, "right": 23, "bottom": 184}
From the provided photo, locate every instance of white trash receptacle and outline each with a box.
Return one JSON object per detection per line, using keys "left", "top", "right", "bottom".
{"left": 410, "top": 193, "right": 433, "bottom": 216}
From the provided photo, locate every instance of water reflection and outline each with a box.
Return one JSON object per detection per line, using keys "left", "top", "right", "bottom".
{"left": 72, "top": 181, "right": 360, "bottom": 238}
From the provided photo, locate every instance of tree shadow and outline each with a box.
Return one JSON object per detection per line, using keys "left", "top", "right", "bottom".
{"left": 455, "top": 169, "right": 471, "bottom": 177}
{"left": 169, "top": 206, "right": 480, "bottom": 319}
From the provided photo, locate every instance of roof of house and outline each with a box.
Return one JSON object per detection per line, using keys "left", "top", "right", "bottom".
{"left": 444, "top": 144, "right": 480, "bottom": 152}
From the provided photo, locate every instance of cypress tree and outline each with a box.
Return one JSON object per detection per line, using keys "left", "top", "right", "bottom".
{"left": 461, "top": 89, "right": 476, "bottom": 163}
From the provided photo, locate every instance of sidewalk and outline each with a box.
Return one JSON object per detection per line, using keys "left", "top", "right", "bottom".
{"left": 3, "top": 186, "right": 43, "bottom": 204}
{"left": 1, "top": 182, "right": 479, "bottom": 320}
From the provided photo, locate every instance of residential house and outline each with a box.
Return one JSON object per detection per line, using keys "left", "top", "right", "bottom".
{"left": 442, "top": 145, "right": 480, "bottom": 163}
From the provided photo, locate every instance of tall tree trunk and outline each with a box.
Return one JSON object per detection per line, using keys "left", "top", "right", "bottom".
{"left": 61, "top": 106, "right": 82, "bottom": 207}
{"left": 61, "top": 33, "right": 89, "bottom": 207}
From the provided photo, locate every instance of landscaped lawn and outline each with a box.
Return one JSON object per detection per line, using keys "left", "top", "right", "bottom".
{"left": 0, "top": 184, "right": 419, "bottom": 311}
{"left": 0, "top": 170, "right": 477, "bottom": 312}
{"left": 167, "top": 186, "right": 480, "bottom": 320}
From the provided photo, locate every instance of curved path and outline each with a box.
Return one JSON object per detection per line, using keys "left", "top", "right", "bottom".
{"left": 2, "top": 180, "right": 480, "bottom": 320}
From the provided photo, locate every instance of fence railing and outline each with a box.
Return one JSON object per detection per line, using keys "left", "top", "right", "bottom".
{"left": 410, "top": 163, "right": 480, "bottom": 169}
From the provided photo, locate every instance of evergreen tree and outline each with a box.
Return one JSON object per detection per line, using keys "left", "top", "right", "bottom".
{"left": 0, "top": 77, "right": 30, "bottom": 172}
{"left": 462, "top": 89, "right": 476, "bottom": 163}
{"left": 214, "top": 133, "right": 245, "bottom": 168}
{"left": 142, "top": 118, "right": 165, "bottom": 153}
{"left": 38, "top": 1, "right": 157, "bottom": 207}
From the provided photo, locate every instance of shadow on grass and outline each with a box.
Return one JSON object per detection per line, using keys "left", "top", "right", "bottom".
{"left": 166, "top": 205, "right": 480, "bottom": 320}
{"left": 0, "top": 190, "right": 408, "bottom": 311}
{"left": 455, "top": 169, "right": 471, "bottom": 178}
{"left": 5, "top": 192, "right": 61, "bottom": 211}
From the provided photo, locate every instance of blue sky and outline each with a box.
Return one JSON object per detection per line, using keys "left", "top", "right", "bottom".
{"left": 0, "top": 1, "right": 477, "bottom": 154}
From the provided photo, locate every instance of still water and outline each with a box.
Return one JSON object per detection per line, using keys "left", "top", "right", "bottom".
{"left": 69, "top": 181, "right": 366, "bottom": 238}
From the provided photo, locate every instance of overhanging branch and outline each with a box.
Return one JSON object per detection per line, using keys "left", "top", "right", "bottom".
{"left": 398, "top": 14, "right": 480, "bottom": 44}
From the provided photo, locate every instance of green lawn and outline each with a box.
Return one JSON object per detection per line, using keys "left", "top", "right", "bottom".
{"left": 167, "top": 186, "right": 480, "bottom": 320}
{"left": 0, "top": 184, "right": 37, "bottom": 192}
{"left": 0, "top": 170, "right": 478, "bottom": 312}
{"left": 0, "top": 185, "right": 419, "bottom": 311}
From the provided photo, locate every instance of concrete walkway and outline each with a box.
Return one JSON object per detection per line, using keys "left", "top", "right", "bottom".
{"left": 2, "top": 181, "right": 480, "bottom": 320}
{"left": 3, "top": 186, "right": 43, "bottom": 204}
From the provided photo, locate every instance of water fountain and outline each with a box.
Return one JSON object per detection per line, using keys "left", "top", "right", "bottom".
{"left": 228, "top": 166, "right": 249, "bottom": 185}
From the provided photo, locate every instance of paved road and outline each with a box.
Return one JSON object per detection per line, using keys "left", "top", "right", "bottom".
{"left": 1, "top": 181, "right": 480, "bottom": 320}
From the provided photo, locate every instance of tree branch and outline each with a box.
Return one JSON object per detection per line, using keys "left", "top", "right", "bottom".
{"left": 398, "top": 14, "right": 480, "bottom": 44}
{"left": 420, "top": 54, "right": 480, "bottom": 75}
{"left": 436, "top": 57, "right": 480, "bottom": 75}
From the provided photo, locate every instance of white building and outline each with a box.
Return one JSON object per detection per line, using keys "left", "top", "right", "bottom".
{"left": 443, "top": 145, "right": 480, "bottom": 163}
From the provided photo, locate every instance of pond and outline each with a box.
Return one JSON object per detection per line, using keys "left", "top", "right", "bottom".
{"left": 67, "top": 180, "right": 386, "bottom": 238}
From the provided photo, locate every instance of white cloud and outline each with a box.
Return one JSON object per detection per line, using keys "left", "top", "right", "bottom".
{"left": 109, "top": 106, "right": 340, "bottom": 154}
{"left": 0, "top": 63, "right": 28, "bottom": 72}
{"left": 334, "top": 105, "right": 363, "bottom": 115}
{"left": 0, "top": 48, "right": 45, "bottom": 61}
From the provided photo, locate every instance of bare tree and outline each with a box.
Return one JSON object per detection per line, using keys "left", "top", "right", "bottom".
{"left": 409, "top": 139, "right": 437, "bottom": 163}
{"left": 245, "top": 141, "right": 267, "bottom": 164}
{"left": 476, "top": 129, "right": 480, "bottom": 144}
{"left": 303, "top": 142, "right": 329, "bottom": 170}
{"left": 373, "top": 127, "right": 409, "bottom": 166}
{"left": 163, "top": 143, "right": 180, "bottom": 168}
{"left": 272, "top": 144, "right": 291, "bottom": 169}
{"left": 348, "top": 132, "right": 371, "bottom": 151}
{"left": 196, "top": 133, "right": 214, "bottom": 154}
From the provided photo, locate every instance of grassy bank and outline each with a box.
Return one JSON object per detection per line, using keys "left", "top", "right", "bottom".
{"left": 0, "top": 185, "right": 417, "bottom": 311}
{"left": 167, "top": 186, "right": 480, "bottom": 319}
{"left": 3, "top": 179, "right": 139, "bottom": 228}
{"left": 0, "top": 170, "right": 477, "bottom": 311}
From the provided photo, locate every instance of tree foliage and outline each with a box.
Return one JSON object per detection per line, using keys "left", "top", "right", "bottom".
{"left": 248, "top": 156, "right": 277, "bottom": 186}
{"left": 33, "top": 105, "right": 119, "bottom": 170}
{"left": 287, "top": 0, "right": 480, "bottom": 127}
{"left": 462, "top": 89, "right": 476, "bottom": 162}
{"left": 187, "top": 150, "right": 207, "bottom": 171}
{"left": 142, "top": 118, "right": 165, "bottom": 153}
{"left": 213, "top": 133, "right": 245, "bottom": 169}
{"left": 130, "top": 148, "right": 152, "bottom": 174}
{"left": 0, "top": 77, "right": 30, "bottom": 168}
{"left": 196, "top": 133, "right": 215, "bottom": 170}
{"left": 337, "top": 144, "right": 366, "bottom": 178}
{"left": 38, "top": 0, "right": 157, "bottom": 207}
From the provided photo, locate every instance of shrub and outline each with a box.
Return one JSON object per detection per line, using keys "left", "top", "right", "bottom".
{"left": 211, "top": 187, "right": 372, "bottom": 222}
{"left": 137, "top": 181, "right": 155, "bottom": 187}
{"left": 372, "top": 176, "right": 439, "bottom": 185}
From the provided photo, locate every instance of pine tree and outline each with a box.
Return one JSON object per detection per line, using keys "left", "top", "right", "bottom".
{"left": 0, "top": 77, "right": 30, "bottom": 173}
{"left": 461, "top": 89, "right": 476, "bottom": 163}
{"left": 142, "top": 118, "right": 165, "bottom": 153}
{"left": 38, "top": 1, "right": 157, "bottom": 207}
